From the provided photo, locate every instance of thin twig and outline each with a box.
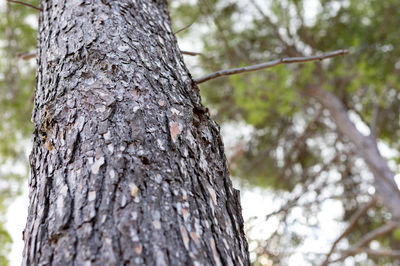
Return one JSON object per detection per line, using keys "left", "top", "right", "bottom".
{"left": 195, "top": 49, "right": 349, "bottom": 84}
{"left": 16, "top": 52, "right": 36, "bottom": 60}
{"left": 329, "top": 221, "right": 399, "bottom": 264}
{"left": 321, "top": 197, "right": 377, "bottom": 266}
{"left": 174, "top": 15, "right": 199, "bottom": 35}
{"left": 174, "top": 22, "right": 194, "bottom": 35}
{"left": 181, "top": 50, "right": 202, "bottom": 56}
{"left": 6, "top": 0, "right": 42, "bottom": 11}
{"left": 265, "top": 192, "right": 362, "bottom": 221}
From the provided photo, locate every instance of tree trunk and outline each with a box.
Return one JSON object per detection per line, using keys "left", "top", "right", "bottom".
{"left": 23, "top": 1, "right": 249, "bottom": 265}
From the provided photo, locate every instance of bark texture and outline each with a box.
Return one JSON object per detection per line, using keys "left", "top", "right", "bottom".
{"left": 23, "top": 0, "right": 249, "bottom": 265}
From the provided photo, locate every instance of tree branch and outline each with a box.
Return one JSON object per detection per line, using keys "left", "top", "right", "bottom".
{"left": 304, "top": 86, "right": 400, "bottom": 220}
{"left": 329, "top": 221, "right": 399, "bottom": 263}
{"left": 181, "top": 50, "right": 202, "bottom": 56}
{"left": 6, "top": 0, "right": 41, "bottom": 11}
{"left": 174, "top": 22, "right": 194, "bottom": 35}
{"left": 321, "top": 197, "right": 377, "bottom": 266}
{"left": 195, "top": 49, "right": 349, "bottom": 84}
{"left": 352, "top": 222, "right": 398, "bottom": 252}
{"left": 16, "top": 52, "right": 36, "bottom": 60}
{"left": 362, "top": 248, "right": 400, "bottom": 257}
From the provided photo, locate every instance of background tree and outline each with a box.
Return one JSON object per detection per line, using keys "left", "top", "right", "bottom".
{"left": 170, "top": 0, "right": 400, "bottom": 264}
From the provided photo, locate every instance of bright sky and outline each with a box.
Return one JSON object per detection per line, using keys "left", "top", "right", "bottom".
{"left": 6, "top": 182, "right": 28, "bottom": 266}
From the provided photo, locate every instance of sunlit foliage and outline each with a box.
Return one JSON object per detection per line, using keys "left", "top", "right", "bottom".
{"left": 171, "top": 0, "right": 400, "bottom": 264}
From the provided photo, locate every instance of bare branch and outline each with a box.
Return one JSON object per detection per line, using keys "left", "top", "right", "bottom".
{"left": 321, "top": 197, "right": 377, "bottom": 266}
{"left": 353, "top": 222, "right": 398, "bottom": 251}
{"left": 330, "top": 221, "right": 399, "bottom": 264}
{"left": 195, "top": 49, "right": 349, "bottom": 84}
{"left": 181, "top": 50, "right": 202, "bottom": 56}
{"left": 16, "top": 52, "right": 36, "bottom": 60}
{"left": 362, "top": 248, "right": 400, "bottom": 257}
{"left": 6, "top": 0, "right": 41, "bottom": 11}
{"left": 174, "top": 21, "right": 195, "bottom": 35}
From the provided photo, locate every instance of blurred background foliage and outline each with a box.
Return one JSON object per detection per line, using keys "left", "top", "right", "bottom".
{"left": 170, "top": 0, "right": 400, "bottom": 264}
{"left": 1, "top": 0, "right": 400, "bottom": 265}
{"left": 0, "top": 1, "right": 37, "bottom": 265}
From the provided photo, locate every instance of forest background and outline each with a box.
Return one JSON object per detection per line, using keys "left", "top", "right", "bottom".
{"left": 1, "top": 0, "right": 400, "bottom": 265}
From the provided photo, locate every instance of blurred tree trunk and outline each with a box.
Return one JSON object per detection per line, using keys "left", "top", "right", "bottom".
{"left": 23, "top": 0, "right": 249, "bottom": 265}
{"left": 305, "top": 86, "right": 400, "bottom": 221}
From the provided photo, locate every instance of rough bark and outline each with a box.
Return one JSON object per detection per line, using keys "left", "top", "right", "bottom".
{"left": 23, "top": 1, "right": 249, "bottom": 265}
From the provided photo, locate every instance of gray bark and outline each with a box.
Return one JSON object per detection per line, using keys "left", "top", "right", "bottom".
{"left": 23, "top": 0, "right": 249, "bottom": 265}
